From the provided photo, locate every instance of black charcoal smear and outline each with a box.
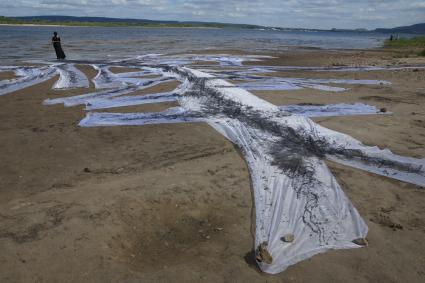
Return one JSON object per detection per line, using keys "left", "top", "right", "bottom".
{"left": 47, "top": 60, "right": 423, "bottom": 181}
{"left": 171, "top": 66, "right": 421, "bottom": 176}
{"left": 154, "top": 66, "right": 422, "bottom": 242}
{"left": 4, "top": 57, "right": 423, "bottom": 253}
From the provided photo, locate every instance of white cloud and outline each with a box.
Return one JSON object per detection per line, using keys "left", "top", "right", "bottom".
{"left": 0, "top": 0, "right": 424, "bottom": 29}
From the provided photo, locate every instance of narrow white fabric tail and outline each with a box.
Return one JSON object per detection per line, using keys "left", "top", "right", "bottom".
{"left": 53, "top": 64, "right": 89, "bottom": 89}
{"left": 79, "top": 107, "right": 204, "bottom": 127}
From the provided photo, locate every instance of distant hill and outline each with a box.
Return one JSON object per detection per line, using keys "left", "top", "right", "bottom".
{"left": 0, "top": 15, "right": 354, "bottom": 32}
{"left": 1, "top": 15, "right": 262, "bottom": 29}
{"left": 14, "top": 15, "right": 179, "bottom": 24}
{"left": 3, "top": 15, "right": 425, "bottom": 35}
{"left": 375, "top": 23, "right": 425, "bottom": 35}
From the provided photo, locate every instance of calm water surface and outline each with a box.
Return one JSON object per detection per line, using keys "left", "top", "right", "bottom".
{"left": 0, "top": 25, "right": 389, "bottom": 63}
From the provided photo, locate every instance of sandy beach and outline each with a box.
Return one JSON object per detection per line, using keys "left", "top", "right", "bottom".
{"left": 0, "top": 49, "right": 424, "bottom": 282}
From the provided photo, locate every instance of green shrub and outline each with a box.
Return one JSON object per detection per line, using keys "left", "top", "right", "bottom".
{"left": 384, "top": 36, "right": 425, "bottom": 49}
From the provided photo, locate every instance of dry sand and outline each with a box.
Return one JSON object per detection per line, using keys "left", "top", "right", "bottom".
{"left": 0, "top": 50, "right": 424, "bottom": 282}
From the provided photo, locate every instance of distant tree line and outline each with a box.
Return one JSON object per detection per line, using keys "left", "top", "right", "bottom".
{"left": 0, "top": 16, "right": 261, "bottom": 29}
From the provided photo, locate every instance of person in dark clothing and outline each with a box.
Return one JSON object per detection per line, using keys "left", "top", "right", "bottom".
{"left": 52, "top": 32, "right": 66, "bottom": 60}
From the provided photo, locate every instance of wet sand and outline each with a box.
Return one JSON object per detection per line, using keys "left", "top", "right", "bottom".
{"left": 0, "top": 71, "right": 16, "bottom": 80}
{"left": 0, "top": 50, "right": 424, "bottom": 282}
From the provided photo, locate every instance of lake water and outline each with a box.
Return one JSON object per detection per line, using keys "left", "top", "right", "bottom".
{"left": 0, "top": 25, "right": 389, "bottom": 63}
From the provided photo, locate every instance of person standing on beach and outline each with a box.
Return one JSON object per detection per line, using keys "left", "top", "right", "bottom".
{"left": 52, "top": 32, "right": 66, "bottom": 60}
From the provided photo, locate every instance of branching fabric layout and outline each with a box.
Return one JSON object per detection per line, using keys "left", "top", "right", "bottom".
{"left": 1, "top": 54, "right": 424, "bottom": 274}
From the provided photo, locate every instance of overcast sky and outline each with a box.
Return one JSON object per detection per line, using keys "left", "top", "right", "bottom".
{"left": 1, "top": 0, "right": 424, "bottom": 29}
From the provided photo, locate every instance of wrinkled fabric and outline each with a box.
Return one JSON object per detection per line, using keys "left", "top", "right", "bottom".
{"left": 1, "top": 54, "right": 424, "bottom": 274}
